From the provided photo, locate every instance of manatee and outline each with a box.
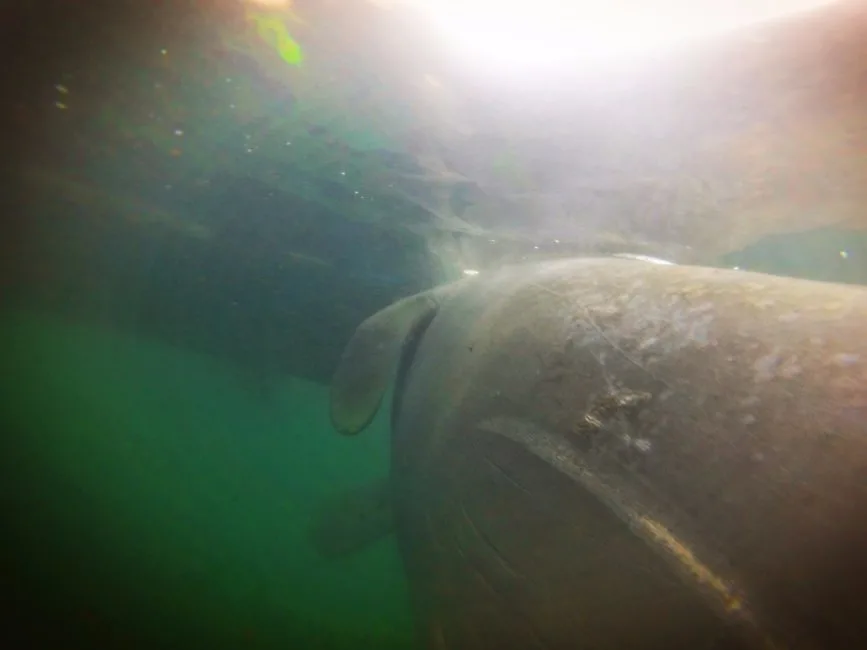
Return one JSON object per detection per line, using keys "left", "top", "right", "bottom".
{"left": 317, "top": 256, "right": 867, "bottom": 650}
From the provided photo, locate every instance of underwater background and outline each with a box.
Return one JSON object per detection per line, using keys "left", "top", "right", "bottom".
{"left": 1, "top": 227, "right": 865, "bottom": 649}
{"left": 3, "top": 0, "right": 867, "bottom": 648}
{"left": 0, "top": 311, "right": 413, "bottom": 649}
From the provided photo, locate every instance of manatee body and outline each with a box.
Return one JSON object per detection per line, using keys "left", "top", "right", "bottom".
{"left": 328, "top": 257, "right": 867, "bottom": 650}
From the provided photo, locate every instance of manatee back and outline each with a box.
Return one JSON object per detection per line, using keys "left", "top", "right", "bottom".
{"left": 387, "top": 257, "right": 867, "bottom": 650}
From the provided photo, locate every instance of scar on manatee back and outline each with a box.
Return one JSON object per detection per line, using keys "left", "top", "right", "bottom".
{"left": 570, "top": 387, "right": 655, "bottom": 459}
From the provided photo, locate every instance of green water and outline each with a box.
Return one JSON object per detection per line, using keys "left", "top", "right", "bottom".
{"left": 0, "top": 311, "right": 415, "bottom": 649}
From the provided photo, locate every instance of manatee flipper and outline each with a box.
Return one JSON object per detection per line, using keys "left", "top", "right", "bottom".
{"left": 330, "top": 287, "right": 449, "bottom": 436}
{"left": 322, "top": 285, "right": 455, "bottom": 557}
{"left": 308, "top": 477, "right": 394, "bottom": 559}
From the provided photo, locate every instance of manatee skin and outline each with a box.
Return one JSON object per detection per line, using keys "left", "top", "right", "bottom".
{"left": 385, "top": 257, "right": 867, "bottom": 650}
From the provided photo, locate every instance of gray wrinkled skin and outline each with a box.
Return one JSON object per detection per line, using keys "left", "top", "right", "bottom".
{"left": 369, "top": 258, "right": 867, "bottom": 650}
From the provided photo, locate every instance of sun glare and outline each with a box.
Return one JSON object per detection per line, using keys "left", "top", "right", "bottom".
{"left": 405, "top": 0, "right": 837, "bottom": 67}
